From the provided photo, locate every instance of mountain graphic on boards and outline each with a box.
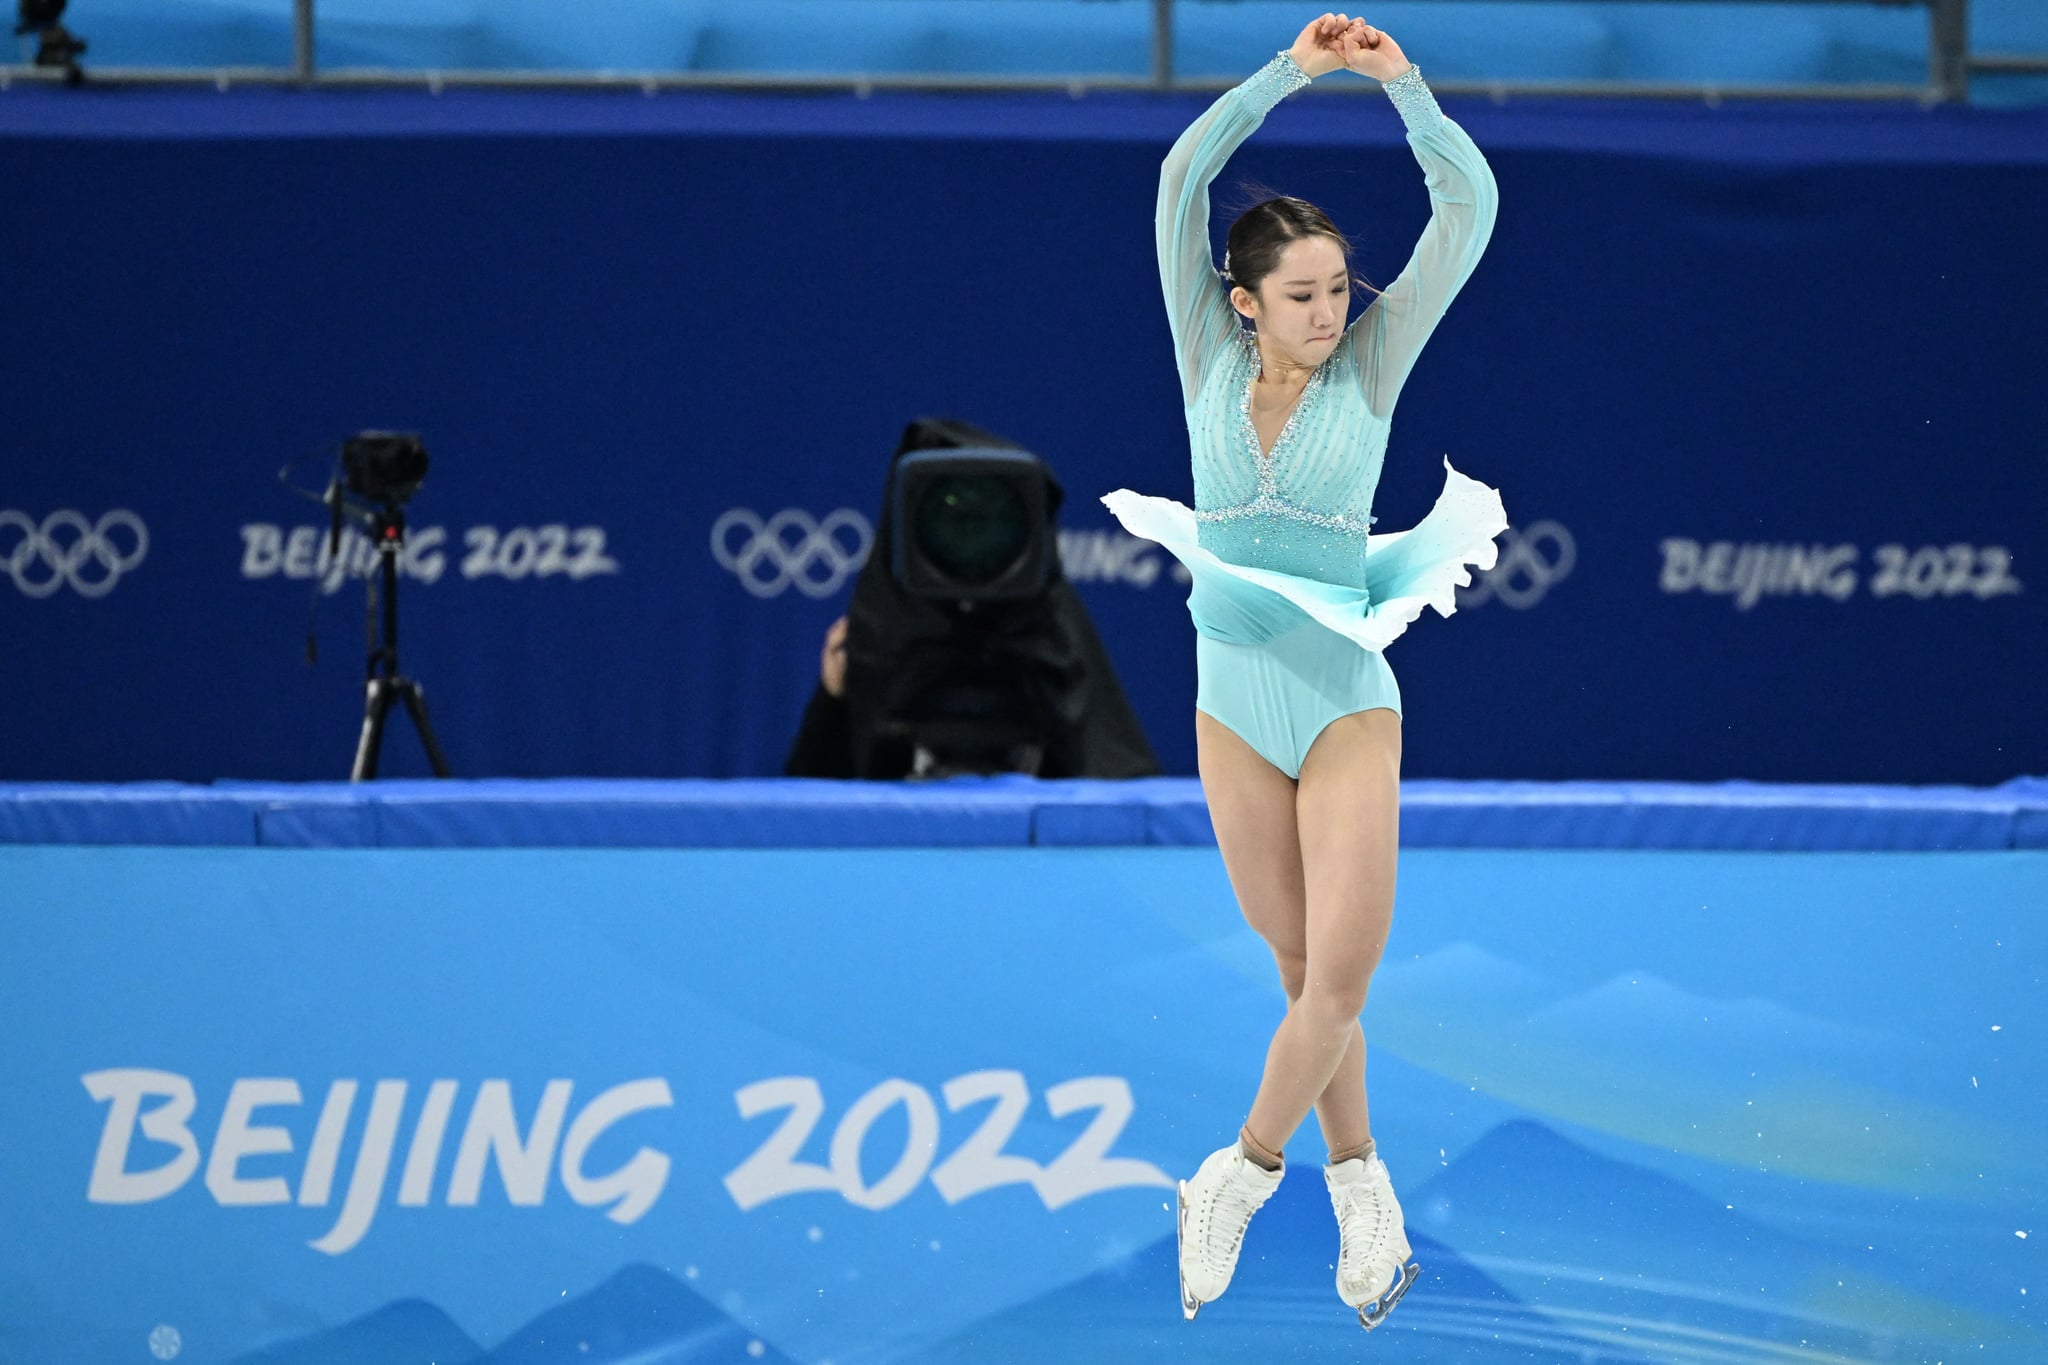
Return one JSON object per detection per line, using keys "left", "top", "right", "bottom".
{"left": 893, "top": 1130, "right": 1656, "bottom": 1365}
{"left": 212, "top": 1118, "right": 1992, "bottom": 1365}
{"left": 1405, "top": 1117, "right": 1979, "bottom": 1363}
{"left": 222, "top": 1298, "right": 482, "bottom": 1365}
{"left": 222, "top": 1264, "right": 796, "bottom": 1365}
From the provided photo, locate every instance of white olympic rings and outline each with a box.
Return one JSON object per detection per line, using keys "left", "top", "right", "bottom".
{"left": 1460, "top": 519, "right": 1576, "bottom": 610}
{"left": 0, "top": 509, "right": 151, "bottom": 598}
{"left": 711, "top": 507, "right": 873, "bottom": 600}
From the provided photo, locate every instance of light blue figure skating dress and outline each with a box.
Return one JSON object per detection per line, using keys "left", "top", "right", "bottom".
{"left": 1102, "top": 54, "right": 1508, "bottom": 778}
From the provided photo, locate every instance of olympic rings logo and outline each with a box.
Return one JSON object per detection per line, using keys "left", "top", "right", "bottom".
{"left": 0, "top": 509, "right": 150, "bottom": 598}
{"left": 1459, "top": 519, "right": 1575, "bottom": 610}
{"left": 711, "top": 507, "right": 873, "bottom": 600}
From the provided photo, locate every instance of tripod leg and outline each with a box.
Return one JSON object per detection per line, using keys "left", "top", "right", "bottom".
{"left": 353, "top": 678, "right": 395, "bottom": 781}
{"left": 397, "top": 678, "right": 453, "bottom": 778}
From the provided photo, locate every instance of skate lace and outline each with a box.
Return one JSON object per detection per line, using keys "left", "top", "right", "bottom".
{"left": 1198, "top": 1174, "right": 1267, "bottom": 1273}
{"left": 1334, "top": 1176, "right": 1394, "bottom": 1275}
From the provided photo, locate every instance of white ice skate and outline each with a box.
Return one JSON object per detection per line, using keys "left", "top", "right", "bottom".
{"left": 1175, "top": 1143, "right": 1283, "bottom": 1320}
{"left": 1326, "top": 1152, "right": 1420, "bottom": 1330}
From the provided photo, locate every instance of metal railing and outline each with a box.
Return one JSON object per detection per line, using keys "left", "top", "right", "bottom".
{"left": 3, "top": 0, "right": 2043, "bottom": 104}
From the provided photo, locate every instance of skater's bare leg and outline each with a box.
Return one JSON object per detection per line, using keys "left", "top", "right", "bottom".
{"left": 1196, "top": 709, "right": 1392, "bottom": 1158}
{"left": 1317, "top": 1021, "right": 1371, "bottom": 1157}
{"left": 1196, "top": 707, "right": 1304, "bottom": 1157}
{"left": 1242, "top": 708, "right": 1400, "bottom": 1151}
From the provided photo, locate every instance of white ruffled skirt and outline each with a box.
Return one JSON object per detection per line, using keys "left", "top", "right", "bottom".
{"left": 1101, "top": 457, "right": 1509, "bottom": 653}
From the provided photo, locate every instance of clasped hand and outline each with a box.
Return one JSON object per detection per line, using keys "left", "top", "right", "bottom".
{"left": 1287, "top": 12, "right": 1409, "bottom": 84}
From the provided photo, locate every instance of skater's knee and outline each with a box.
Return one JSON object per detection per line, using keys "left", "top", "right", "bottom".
{"left": 1297, "top": 974, "right": 1370, "bottom": 1026}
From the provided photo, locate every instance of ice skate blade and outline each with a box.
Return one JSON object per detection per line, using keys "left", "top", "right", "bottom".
{"left": 1175, "top": 1181, "right": 1202, "bottom": 1320}
{"left": 1356, "top": 1259, "right": 1419, "bottom": 1331}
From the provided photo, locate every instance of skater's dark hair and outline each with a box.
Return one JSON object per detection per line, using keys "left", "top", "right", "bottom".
{"left": 1221, "top": 191, "right": 1379, "bottom": 300}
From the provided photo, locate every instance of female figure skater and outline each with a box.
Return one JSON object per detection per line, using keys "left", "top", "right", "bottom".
{"left": 1102, "top": 12, "right": 1504, "bottom": 1330}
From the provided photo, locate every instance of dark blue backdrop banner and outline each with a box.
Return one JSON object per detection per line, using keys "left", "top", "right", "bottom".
{"left": 2, "top": 89, "right": 2043, "bottom": 783}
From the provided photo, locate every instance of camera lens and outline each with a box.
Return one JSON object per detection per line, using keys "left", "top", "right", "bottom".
{"left": 912, "top": 474, "right": 1028, "bottom": 587}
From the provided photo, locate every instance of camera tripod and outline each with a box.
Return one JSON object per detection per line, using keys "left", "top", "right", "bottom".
{"left": 351, "top": 506, "right": 451, "bottom": 781}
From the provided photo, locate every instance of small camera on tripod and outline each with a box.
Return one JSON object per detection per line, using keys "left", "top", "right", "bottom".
{"left": 279, "top": 429, "right": 451, "bottom": 780}
{"left": 341, "top": 432, "right": 430, "bottom": 511}
{"left": 332, "top": 431, "right": 450, "bottom": 781}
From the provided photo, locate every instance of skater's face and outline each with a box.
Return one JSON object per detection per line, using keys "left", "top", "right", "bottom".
{"left": 1233, "top": 235, "right": 1351, "bottom": 368}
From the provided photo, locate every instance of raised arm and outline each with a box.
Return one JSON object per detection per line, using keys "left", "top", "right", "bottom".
{"left": 1345, "top": 51, "right": 1499, "bottom": 414}
{"left": 1156, "top": 53, "right": 1310, "bottom": 404}
{"left": 1159, "top": 16, "right": 1364, "bottom": 405}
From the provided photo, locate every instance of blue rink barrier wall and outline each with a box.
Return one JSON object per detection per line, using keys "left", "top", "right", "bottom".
{"left": 12, "top": 773, "right": 2048, "bottom": 847}
{"left": 2, "top": 780, "right": 2046, "bottom": 1364}
{"left": 5, "top": 775, "right": 2048, "bottom": 849}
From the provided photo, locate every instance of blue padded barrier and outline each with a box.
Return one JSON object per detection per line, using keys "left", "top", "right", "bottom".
{"left": 3, "top": 778, "right": 2044, "bottom": 850}
{"left": 0, "top": 783, "right": 260, "bottom": 847}
{"left": 366, "top": 779, "right": 1039, "bottom": 849}
{"left": 250, "top": 797, "right": 382, "bottom": 849}
{"left": 2007, "top": 775, "right": 2048, "bottom": 849}
{"left": 1398, "top": 779, "right": 2036, "bottom": 851}
{"left": 234, "top": 779, "right": 1043, "bottom": 848}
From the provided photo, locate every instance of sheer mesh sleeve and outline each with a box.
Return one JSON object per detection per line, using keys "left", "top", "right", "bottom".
{"left": 1351, "top": 65, "right": 1499, "bottom": 415}
{"left": 1157, "top": 52, "right": 1311, "bottom": 405}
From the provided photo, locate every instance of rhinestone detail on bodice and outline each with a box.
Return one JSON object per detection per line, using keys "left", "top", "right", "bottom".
{"left": 1193, "top": 334, "right": 1376, "bottom": 536}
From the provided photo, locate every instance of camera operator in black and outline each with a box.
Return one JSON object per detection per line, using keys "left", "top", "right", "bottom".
{"left": 784, "top": 418, "right": 1158, "bottom": 781}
